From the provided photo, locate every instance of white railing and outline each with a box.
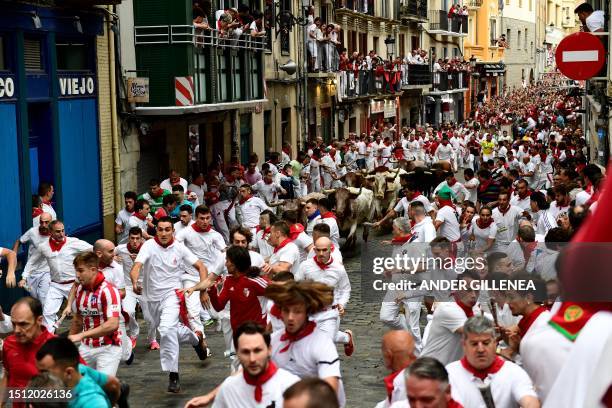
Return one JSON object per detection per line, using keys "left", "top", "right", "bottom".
{"left": 134, "top": 25, "right": 268, "bottom": 51}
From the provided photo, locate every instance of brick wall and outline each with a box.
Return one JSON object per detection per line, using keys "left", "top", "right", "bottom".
{"left": 96, "top": 23, "right": 117, "bottom": 239}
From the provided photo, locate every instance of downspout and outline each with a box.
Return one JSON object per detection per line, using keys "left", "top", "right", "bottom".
{"left": 108, "top": 6, "right": 122, "bottom": 223}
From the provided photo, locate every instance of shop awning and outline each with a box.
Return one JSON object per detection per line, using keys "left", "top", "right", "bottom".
{"left": 479, "top": 63, "right": 506, "bottom": 74}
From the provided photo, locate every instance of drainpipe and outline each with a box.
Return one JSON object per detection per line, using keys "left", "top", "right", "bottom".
{"left": 108, "top": 6, "right": 122, "bottom": 222}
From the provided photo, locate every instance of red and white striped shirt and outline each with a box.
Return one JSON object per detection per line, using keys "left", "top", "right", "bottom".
{"left": 75, "top": 272, "right": 121, "bottom": 347}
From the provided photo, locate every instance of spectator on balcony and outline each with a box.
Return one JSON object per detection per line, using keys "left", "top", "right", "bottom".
{"left": 249, "top": 11, "right": 266, "bottom": 37}
{"left": 460, "top": 5, "right": 469, "bottom": 16}
{"left": 237, "top": 3, "right": 254, "bottom": 29}
{"left": 217, "top": 11, "right": 242, "bottom": 39}
{"left": 307, "top": 17, "right": 320, "bottom": 72}
{"left": 497, "top": 34, "right": 509, "bottom": 48}
{"left": 193, "top": 3, "right": 211, "bottom": 30}
{"left": 316, "top": 23, "right": 327, "bottom": 71}
{"left": 325, "top": 24, "right": 341, "bottom": 72}
{"left": 575, "top": 3, "right": 605, "bottom": 33}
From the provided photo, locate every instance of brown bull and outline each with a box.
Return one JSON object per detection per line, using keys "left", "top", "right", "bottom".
{"left": 333, "top": 187, "right": 374, "bottom": 250}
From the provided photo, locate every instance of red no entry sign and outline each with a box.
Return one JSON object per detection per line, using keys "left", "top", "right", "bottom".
{"left": 555, "top": 32, "right": 606, "bottom": 80}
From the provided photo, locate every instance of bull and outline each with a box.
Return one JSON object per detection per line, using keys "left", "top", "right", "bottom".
{"left": 365, "top": 167, "right": 406, "bottom": 220}
{"left": 325, "top": 186, "right": 374, "bottom": 251}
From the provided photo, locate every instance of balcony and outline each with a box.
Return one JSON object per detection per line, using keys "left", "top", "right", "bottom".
{"left": 431, "top": 71, "right": 469, "bottom": 93}
{"left": 399, "top": 0, "right": 428, "bottom": 22}
{"left": 466, "top": 0, "right": 483, "bottom": 9}
{"left": 337, "top": 64, "right": 431, "bottom": 101}
{"left": 428, "top": 10, "right": 468, "bottom": 36}
{"left": 133, "top": 25, "right": 266, "bottom": 110}
{"left": 334, "top": 0, "right": 375, "bottom": 16}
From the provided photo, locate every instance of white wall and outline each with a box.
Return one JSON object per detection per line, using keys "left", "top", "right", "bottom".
{"left": 117, "top": 0, "right": 137, "bottom": 72}
{"left": 502, "top": 0, "right": 536, "bottom": 23}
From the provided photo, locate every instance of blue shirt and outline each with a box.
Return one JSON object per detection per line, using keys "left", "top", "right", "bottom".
{"left": 171, "top": 199, "right": 195, "bottom": 217}
{"left": 69, "top": 365, "right": 111, "bottom": 408}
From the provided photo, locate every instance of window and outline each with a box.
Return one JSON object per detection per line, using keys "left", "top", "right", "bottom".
{"left": 56, "top": 41, "right": 91, "bottom": 71}
{"left": 280, "top": 0, "right": 291, "bottom": 55}
{"left": 232, "top": 54, "right": 242, "bottom": 100}
{"left": 195, "top": 52, "right": 210, "bottom": 103}
{"left": 489, "top": 19, "right": 497, "bottom": 46}
{"left": 399, "top": 34, "right": 405, "bottom": 57}
{"left": 217, "top": 52, "right": 228, "bottom": 102}
{"left": 524, "top": 28, "right": 528, "bottom": 49}
{"left": 250, "top": 53, "right": 262, "bottom": 99}
{"left": 529, "top": 0, "right": 532, "bottom": 11}
{"left": 373, "top": 36, "right": 378, "bottom": 54}
{"left": 24, "top": 37, "right": 42, "bottom": 71}
{"left": 518, "top": 30, "right": 521, "bottom": 49}
{"left": 506, "top": 29, "right": 511, "bottom": 46}
{"left": 519, "top": 0, "right": 522, "bottom": 8}
{"left": 411, "top": 35, "right": 419, "bottom": 52}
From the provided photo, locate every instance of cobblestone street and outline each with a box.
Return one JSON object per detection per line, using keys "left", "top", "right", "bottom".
{"left": 115, "top": 232, "right": 390, "bottom": 408}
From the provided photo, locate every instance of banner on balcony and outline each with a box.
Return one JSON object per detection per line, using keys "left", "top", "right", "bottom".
{"left": 175, "top": 76, "right": 195, "bottom": 106}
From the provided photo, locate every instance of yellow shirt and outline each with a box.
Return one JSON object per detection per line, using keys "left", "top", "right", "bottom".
{"left": 481, "top": 140, "right": 495, "bottom": 155}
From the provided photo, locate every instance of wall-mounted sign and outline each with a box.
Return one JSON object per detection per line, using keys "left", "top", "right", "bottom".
{"left": 383, "top": 100, "right": 396, "bottom": 118}
{"left": 0, "top": 77, "right": 15, "bottom": 99}
{"left": 127, "top": 77, "right": 149, "bottom": 103}
{"left": 59, "top": 76, "right": 95, "bottom": 97}
{"left": 370, "top": 100, "right": 384, "bottom": 114}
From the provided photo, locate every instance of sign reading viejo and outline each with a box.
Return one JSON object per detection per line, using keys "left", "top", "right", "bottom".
{"left": 0, "top": 77, "right": 15, "bottom": 99}
{"left": 59, "top": 76, "right": 95, "bottom": 97}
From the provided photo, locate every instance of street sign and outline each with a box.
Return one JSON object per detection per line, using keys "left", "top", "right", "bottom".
{"left": 555, "top": 32, "right": 606, "bottom": 80}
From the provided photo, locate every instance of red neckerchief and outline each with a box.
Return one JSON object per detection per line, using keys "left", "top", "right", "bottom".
{"left": 170, "top": 178, "right": 181, "bottom": 186}
{"left": 192, "top": 223, "right": 212, "bottom": 233}
{"left": 460, "top": 356, "right": 505, "bottom": 380}
{"left": 454, "top": 297, "right": 474, "bottom": 317}
{"left": 128, "top": 242, "right": 143, "bottom": 254}
{"left": 540, "top": 153, "right": 547, "bottom": 162}
{"left": 33, "top": 207, "right": 43, "bottom": 218}
{"left": 384, "top": 366, "right": 408, "bottom": 401}
{"left": 406, "top": 191, "right": 422, "bottom": 201}
{"left": 270, "top": 303, "right": 282, "bottom": 319}
{"left": 239, "top": 194, "right": 253, "bottom": 205}
{"left": 448, "top": 399, "right": 464, "bottom": 408}
{"left": 314, "top": 256, "right": 334, "bottom": 270}
{"left": 518, "top": 189, "right": 532, "bottom": 200}
{"left": 273, "top": 238, "right": 293, "bottom": 254}
{"left": 518, "top": 306, "right": 547, "bottom": 337}
{"left": 478, "top": 179, "right": 493, "bottom": 193}
{"left": 175, "top": 289, "right": 191, "bottom": 327}
{"left": 447, "top": 177, "right": 458, "bottom": 187}
{"left": 321, "top": 211, "right": 337, "bottom": 220}
{"left": 42, "top": 199, "right": 52, "bottom": 206}
{"left": 289, "top": 224, "right": 305, "bottom": 240}
{"left": 154, "top": 236, "right": 174, "bottom": 248}
{"left": 134, "top": 212, "right": 147, "bottom": 221}
{"left": 548, "top": 302, "right": 612, "bottom": 341}
{"left": 98, "top": 260, "right": 111, "bottom": 270}
{"left": 150, "top": 189, "right": 163, "bottom": 199}
{"left": 256, "top": 225, "right": 272, "bottom": 236}
{"left": 38, "top": 227, "right": 50, "bottom": 236}
{"left": 584, "top": 182, "right": 593, "bottom": 195}
{"left": 279, "top": 321, "right": 316, "bottom": 352}
{"left": 476, "top": 217, "right": 494, "bottom": 229}
{"left": 497, "top": 204, "right": 511, "bottom": 215}
{"left": 49, "top": 237, "right": 67, "bottom": 252}
{"left": 86, "top": 272, "right": 106, "bottom": 292}
{"left": 438, "top": 199, "right": 456, "bottom": 210}
{"left": 243, "top": 361, "right": 279, "bottom": 403}
{"left": 391, "top": 235, "right": 412, "bottom": 244}
{"left": 586, "top": 189, "right": 601, "bottom": 206}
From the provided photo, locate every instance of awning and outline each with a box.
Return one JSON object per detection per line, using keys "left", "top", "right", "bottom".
{"left": 479, "top": 63, "right": 506, "bottom": 74}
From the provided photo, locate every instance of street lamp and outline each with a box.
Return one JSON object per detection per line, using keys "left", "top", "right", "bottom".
{"left": 384, "top": 35, "right": 396, "bottom": 60}
{"left": 469, "top": 55, "right": 477, "bottom": 69}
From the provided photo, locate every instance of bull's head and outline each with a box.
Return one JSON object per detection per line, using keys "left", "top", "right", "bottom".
{"left": 373, "top": 173, "right": 387, "bottom": 199}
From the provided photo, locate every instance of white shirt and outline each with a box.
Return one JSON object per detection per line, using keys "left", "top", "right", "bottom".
{"left": 134, "top": 239, "right": 199, "bottom": 302}
{"left": 410, "top": 217, "right": 437, "bottom": 243}
{"left": 173, "top": 220, "right": 194, "bottom": 235}
{"left": 464, "top": 178, "right": 480, "bottom": 204}
{"left": 160, "top": 177, "right": 188, "bottom": 193}
{"left": 434, "top": 181, "right": 470, "bottom": 203}
{"left": 547, "top": 201, "right": 569, "bottom": 221}
{"left": 306, "top": 214, "right": 321, "bottom": 235}
{"left": 307, "top": 244, "right": 343, "bottom": 263}
{"left": 188, "top": 183, "right": 206, "bottom": 205}
{"left": 435, "top": 144, "right": 454, "bottom": 161}
{"left": 19, "top": 227, "right": 51, "bottom": 280}
{"left": 575, "top": 190, "right": 592, "bottom": 207}
{"left": 213, "top": 367, "right": 300, "bottom": 408}
{"left": 394, "top": 194, "right": 432, "bottom": 215}
{"left": 492, "top": 206, "right": 523, "bottom": 247}
{"left": 252, "top": 180, "right": 282, "bottom": 205}
{"left": 296, "top": 258, "right": 350, "bottom": 308}
{"left": 115, "top": 243, "right": 141, "bottom": 287}
{"left": 0, "top": 314, "right": 13, "bottom": 334}
{"left": 271, "top": 328, "right": 343, "bottom": 392}
{"left": 293, "top": 231, "right": 313, "bottom": 262}
{"left": 176, "top": 225, "right": 226, "bottom": 278}
{"left": 252, "top": 228, "right": 274, "bottom": 259}
{"left": 435, "top": 206, "right": 461, "bottom": 242}
{"left": 316, "top": 217, "right": 340, "bottom": 246}
{"left": 115, "top": 208, "right": 133, "bottom": 245}
{"left": 40, "top": 238, "right": 93, "bottom": 283}
{"left": 128, "top": 215, "right": 149, "bottom": 234}
{"left": 446, "top": 359, "right": 538, "bottom": 408}
{"left": 510, "top": 193, "right": 532, "bottom": 212}
{"left": 471, "top": 218, "right": 497, "bottom": 253}
{"left": 238, "top": 197, "right": 270, "bottom": 229}
{"left": 41, "top": 202, "right": 57, "bottom": 220}
{"left": 421, "top": 302, "right": 476, "bottom": 365}
{"left": 586, "top": 10, "right": 605, "bottom": 32}
{"left": 100, "top": 261, "right": 126, "bottom": 290}
{"left": 268, "top": 241, "right": 301, "bottom": 276}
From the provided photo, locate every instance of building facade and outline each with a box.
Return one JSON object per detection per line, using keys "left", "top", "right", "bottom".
{"left": 463, "top": 0, "right": 506, "bottom": 115}
{"left": 0, "top": 0, "right": 119, "bottom": 308}
{"left": 501, "top": 0, "right": 536, "bottom": 88}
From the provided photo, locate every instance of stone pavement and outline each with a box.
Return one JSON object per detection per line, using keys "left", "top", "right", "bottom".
{"left": 113, "top": 233, "right": 392, "bottom": 408}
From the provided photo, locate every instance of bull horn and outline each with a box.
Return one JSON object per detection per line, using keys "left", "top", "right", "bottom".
{"left": 424, "top": 171, "right": 432, "bottom": 175}
{"left": 406, "top": 171, "right": 415, "bottom": 175}
{"left": 322, "top": 189, "right": 337, "bottom": 194}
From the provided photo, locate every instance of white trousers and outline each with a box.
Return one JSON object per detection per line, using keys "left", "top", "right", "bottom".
{"left": 122, "top": 287, "right": 158, "bottom": 342}
{"left": 144, "top": 294, "right": 199, "bottom": 373}
{"left": 312, "top": 310, "right": 350, "bottom": 345}
{"left": 181, "top": 275, "right": 205, "bottom": 335}
{"left": 27, "top": 272, "right": 51, "bottom": 305}
{"left": 380, "top": 300, "right": 423, "bottom": 353}
{"left": 79, "top": 343, "right": 122, "bottom": 376}
{"left": 43, "top": 281, "right": 73, "bottom": 332}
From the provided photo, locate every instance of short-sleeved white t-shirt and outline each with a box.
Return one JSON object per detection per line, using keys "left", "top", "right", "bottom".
{"left": 446, "top": 359, "right": 538, "bottom": 408}
{"left": 435, "top": 206, "right": 461, "bottom": 242}
{"left": 420, "top": 302, "right": 472, "bottom": 365}
{"left": 268, "top": 241, "right": 301, "bottom": 276}
{"left": 135, "top": 239, "right": 198, "bottom": 301}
